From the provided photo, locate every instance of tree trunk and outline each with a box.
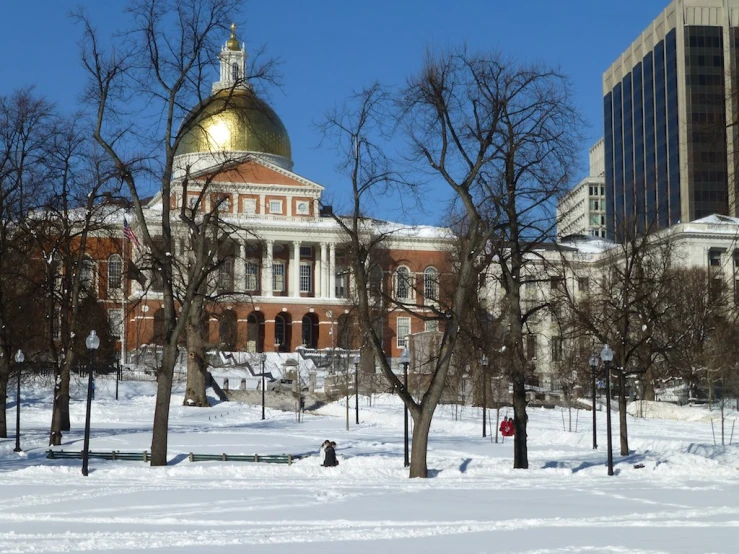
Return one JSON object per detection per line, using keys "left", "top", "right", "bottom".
{"left": 512, "top": 371, "right": 529, "bottom": 469}
{"left": 643, "top": 366, "right": 655, "bottom": 401}
{"left": 0, "top": 351, "right": 9, "bottom": 438}
{"left": 150, "top": 342, "right": 178, "bottom": 466}
{"left": 49, "top": 366, "right": 64, "bottom": 446}
{"left": 409, "top": 408, "right": 433, "bottom": 478}
{"left": 618, "top": 369, "right": 629, "bottom": 455}
{"left": 60, "top": 356, "right": 72, "bottom": 431}
{"left": 184, "top": 297, "right": 208, "bottom": 407}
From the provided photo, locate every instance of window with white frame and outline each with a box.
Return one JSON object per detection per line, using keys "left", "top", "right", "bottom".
{"left": 52, "top": 306, "right": 61, "bottom": 340}
{"left": 80, "top": 258, "right": 96, "bottom": 292}
{"left": 245, "top": 260, "right": 259, "bottom": 292}
{"left": 299, "top": 262, "right": 312, "bottom": 293}
{"left": 217, "top": 258, "right": 234, "bottom": 293}
{"left": 335, "top": 270, "right": 349, "bottom": 298}
{"left": 108, "top": 255, "right": 122, "bottom": 290}
{"left": 397, "top": 317, "right": 411, "bottom": 348}
{"left": 216, "top": 195, "right": 231, "bottom": 212}
{"left": 269, "top": 200, "right": 282, "bottom": 214}
{"left": 108, "top": 308, "right": 123, "bottom": 339}
{"left": 424, "top": 267, "right": 438, "bottom": 301}
{"left": 299, "top": 245, "right": 313, "bottom": 258}
{"left": 272, "top": 261, "right": 285, "bottom": 292}
{"left": 395, "top": 266, "right": 411, "bottom": 300}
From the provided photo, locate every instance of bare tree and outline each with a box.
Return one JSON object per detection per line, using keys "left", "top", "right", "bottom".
{"left": 0, "top": 88, "right": 54, "bottom": 438}
{"left": 76, "top": 0, "right": 280, "bottom": 465}
{"left": 399, "top": 47, "right": 582, "bottom": 469}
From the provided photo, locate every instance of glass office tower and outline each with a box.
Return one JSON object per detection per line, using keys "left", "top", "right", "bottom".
{"left": 603, "top": 0, "right": 739, "bottom": 239}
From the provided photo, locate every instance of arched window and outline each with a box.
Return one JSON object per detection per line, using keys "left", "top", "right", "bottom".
{"left": 231, "top": 62, "right": 239, "bottom": 81}
{"left": 275, "top": 314, "right": 289, "bottom": 351}
{"left": 337, "top": 313, "right": 353, "bottom": 350}
{"left": 219, "top": 309, "right": 237, "bottom": 350}
{"left": 395, "top": 266, "right": 411, "bottom": 300}
{"left": 302, "top": 314, "right": 318, "bottom": 349}
{"left": 246, "top": 312, "right": 264, "bottom": 353}
{"left": 369, "top": 266, "right": 383, "bottom": 298}
{"left": 108, "top": 255, "right": 122, "bottom": 290}
{"left": 80, "top": 257, "right": 96, "bottom": 292}
{"left": 153, "top": 308, "right": 165, "bottom": 345}
{"left": 424, "top": 267, "right": 438, "bottom": 301}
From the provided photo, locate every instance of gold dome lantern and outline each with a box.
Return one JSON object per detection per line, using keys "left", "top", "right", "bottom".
{"left": 175, "top": 88, "right": 292, "bottom": 162}
{"left": 226, "top": 23, "right": 240, "bottom": 51}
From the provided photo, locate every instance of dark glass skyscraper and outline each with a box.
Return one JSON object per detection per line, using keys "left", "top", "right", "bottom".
{"left": 603, "top": 0, "right": 739, "bottom": 239}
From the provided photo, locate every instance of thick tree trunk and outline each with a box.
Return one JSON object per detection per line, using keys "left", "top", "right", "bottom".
{"left": 0, "top": 352, "right": 9, "bottom": 438}
{"left": 618, "top": 369, "right": 629, "bottom": 455}
{"left": 60, "top": 357, "right": 72, "bottom": 431}
{"left": 49, "top": 367, "right": 64, "bottom": 446}
{"left": 409, "top": 408, "right": 433, "bottom": 478}
{"left": 150, "top": 343, "right": 178, "bottom": 466}
{"left": 643, "top": 367, "right": 655, "bottom": 401}
{"left": 512, "top": 372, "right": 528, "bottom": 469}
{"left": 184, "top": 298, "right": 208, "bottom": 407}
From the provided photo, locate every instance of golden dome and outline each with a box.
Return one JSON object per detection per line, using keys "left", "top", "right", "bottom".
{"left": 175, "top": 88, "right": 292, "bottom": 161}
{"left": 226, "top": 23, "right": 240, "bottom": 51}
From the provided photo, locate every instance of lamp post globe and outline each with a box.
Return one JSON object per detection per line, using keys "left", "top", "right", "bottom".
{"left": 599, "top": 344, "right": 614, "bottom": 476}
{"left": 82, "top": 331, "right": 100, "bottom": 477}
{"left": 400, "top": 346, "right": 410, "bottom": 468}
{"left": 13, "top": 349, "right": 24, "bottom": 453}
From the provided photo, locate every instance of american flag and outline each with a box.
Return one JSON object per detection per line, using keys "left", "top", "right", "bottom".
{"left": 123, "top": 218, "right": 141, "bottom": 249}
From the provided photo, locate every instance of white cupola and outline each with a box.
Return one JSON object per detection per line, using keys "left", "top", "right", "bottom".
{"left": 212, "top": 23, "right": 249, "bottom": 94}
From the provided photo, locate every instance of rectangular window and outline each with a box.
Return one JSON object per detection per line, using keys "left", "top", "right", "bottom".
{"left": 551, "top": 336, "right": 562, "bottom": 362}
{"left": 709, "top": 250, "right": 722, "bottom": 267}
{"left": 272, "top": 262, "right": 285, "bottom": 292}
{"left": 397, "top": 317, "right": 411, "bottom": 348}
{"left": 108, "top": 309, "right": 123, "bottom": 339}
{"left": 425, "top": 319, "right": 439, "bottom": 332}
{"left": 300, "top": 246, "right": 313, "bottom": 258}
{"left": 52, "top": 306, "right": 61, "bottom": 340}
{"left": 578, "top": 277, "right": 589, "bottom": 292}
{"left": 214, "top": 195, "right": 231, "bottom": 212}
{"left": 269, "top": 200, "right": 282, "bottom": 214}
{"left": 299, "top": 262, "right": 312, "bottom": 293}
{"left": 335, "top": 271, "right": 348, "bottom": 298}
{"left": 217, "top": 258, "right": 234, "bottom": 293}
{"left": 526, "top": 334, "right": 537, "bottom": 360}
{"left": 245, "top": 260, "right": 259, "bottom": 292}
{"left": 550, "top": 277, "right": 563, "bottom": 290}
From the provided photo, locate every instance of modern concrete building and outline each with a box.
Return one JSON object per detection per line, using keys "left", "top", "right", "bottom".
{"left": 603, "top": 0, "right": 739, "bottom": 238}
{"left": 557, "top": 140, "right": 607, "bottom": 239}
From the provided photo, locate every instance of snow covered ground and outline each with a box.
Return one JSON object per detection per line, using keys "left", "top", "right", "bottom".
{"left": 1, "top": 374, "right": 737, "bottom": 553}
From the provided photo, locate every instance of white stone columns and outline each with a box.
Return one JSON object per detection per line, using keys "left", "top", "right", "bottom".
{"left": 290, "top": 241, "right": 301, "bottom": 297}
{"left": 329, "top": 243, "right": 336, "bottom": 298}
{"left": 319, "top": 242, "right": 328, "bottom": 298}
{"left": 262, "top": 240, "right": 273, "bottom": 297}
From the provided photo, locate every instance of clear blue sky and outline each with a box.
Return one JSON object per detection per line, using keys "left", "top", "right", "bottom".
{"left": 0, "top": 0, "right": 669, "bottom": 226}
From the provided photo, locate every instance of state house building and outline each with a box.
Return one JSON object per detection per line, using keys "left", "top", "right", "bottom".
{"left": 100, "top": 28, "right": 453, "bottom": 365}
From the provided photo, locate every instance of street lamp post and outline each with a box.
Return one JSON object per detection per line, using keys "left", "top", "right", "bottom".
{"left": 260, "top": 353, "right": 267, "bottom": 420}
{"left": 481, "top": 354, "right": 488, "bottom": 438}
{"left": 13, "top": 349, "right": 24, "bottom": 453}
{"left": 600, "top": 344, "right": 614, "bottom": 476}
{"left": 81, "top": 330, "right": 100, "bottom": 477}
{"left": 589, "top": 354, "right": 599, "bottom": 450}
{"left": 354, "top": 357, "right": 359, "bottom": 425}
{"left": 400, "top": 346, "right": 410, "bottom": 468}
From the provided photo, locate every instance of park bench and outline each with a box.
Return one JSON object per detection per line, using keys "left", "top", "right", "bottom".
{"left": 187, "top": 452, "right": 300, "bottom": 464}
{"left": 46, "top": 450, "right": 150, "bottom": 462}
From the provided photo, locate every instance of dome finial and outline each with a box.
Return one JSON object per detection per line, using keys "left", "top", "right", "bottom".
{"left": 227, "top": 23, "right": 240, "bottom": 51}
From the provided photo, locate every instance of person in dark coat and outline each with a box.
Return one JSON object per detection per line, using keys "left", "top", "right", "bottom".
{"left": 322, "top": 441, "right": 339, "bottom": 467}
